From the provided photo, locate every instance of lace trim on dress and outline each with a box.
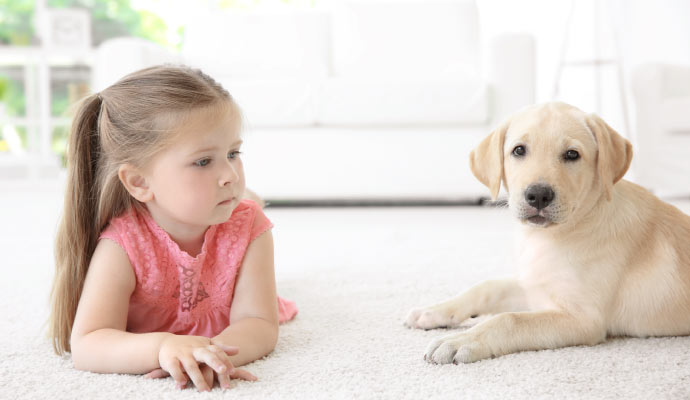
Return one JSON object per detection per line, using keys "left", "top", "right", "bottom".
{"left": 139, "top": 209, "right": 219, "bottom": 264}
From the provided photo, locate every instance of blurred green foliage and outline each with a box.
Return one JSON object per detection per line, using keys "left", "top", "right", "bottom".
{"left": 0, "top": 73, "right": 26, "bottom": 117}
{"left": 52, "top": 125, "right": 68, "bottom": 165}
{"left": 0, "top": 0, "right": 35, "bottom": 45}
{"left": 0, "top": 0, "right": 173, "bottom": 47}
{"left": 0, "top": 76, "right": 8, "bottom": 101}
{"left": 48, "top": 0, "right": 173, "bottom": 48}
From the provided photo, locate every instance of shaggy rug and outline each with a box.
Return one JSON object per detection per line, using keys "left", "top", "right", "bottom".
{"left": 1, "top": 185, "right": 689, "bottom": 399}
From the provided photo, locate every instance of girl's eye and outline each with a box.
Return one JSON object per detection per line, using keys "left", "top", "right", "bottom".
{"left": 228, "top": 151, "right": 242, "bottom": 160}
{"left": 512, "top": 145, "right": 526, "bottom": 157}
{"left": 194, "top": 158, "right": 211, "bottom": 167}
{"left": 564, "top": 149, "right": 580, "bottom": 161}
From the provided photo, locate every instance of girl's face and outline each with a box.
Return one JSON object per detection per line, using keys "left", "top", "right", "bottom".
{"left": 145, "top": 104, "right": 246, "bottom": 230}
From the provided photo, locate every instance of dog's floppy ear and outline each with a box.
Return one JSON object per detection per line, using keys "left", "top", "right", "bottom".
{"left": 586, "top": 113, "right": 633, "bottom": 201}
{"left": 469, "top": 120, "right": 509, "bottom": 200}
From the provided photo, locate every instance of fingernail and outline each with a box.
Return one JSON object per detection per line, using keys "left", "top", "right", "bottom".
{"left": 176, "top": 383, "right": 184, "bottom": 390}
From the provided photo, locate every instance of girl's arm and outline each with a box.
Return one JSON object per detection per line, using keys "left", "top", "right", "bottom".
{"left": 212, "top": 230, "right": 280, "bottom": 366}
{"left": 70, "top": 238, "right": 166, "bottom": 373}
{"left": 71, "top": 239, "right": 234, "bottom": 391}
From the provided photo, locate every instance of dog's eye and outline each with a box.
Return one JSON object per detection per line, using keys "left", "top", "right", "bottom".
{"left": 564, "top": 150, "right": 580, "bottom": 161}
{"left": 512, "top": 146, "right": 526, "bottom": 157}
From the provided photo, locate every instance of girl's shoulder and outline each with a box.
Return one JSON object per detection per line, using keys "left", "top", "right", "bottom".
{"left": 99, "top": 207, "right": 160, "bottom": 255}
{"left": 98, "top": 207, "right": 155, "bottom": 267}
{"left": 218, "top": 199, "right": 273, "bottom": 242}
{"left": 100, "top": 207, "right": 142, "bottom": 239}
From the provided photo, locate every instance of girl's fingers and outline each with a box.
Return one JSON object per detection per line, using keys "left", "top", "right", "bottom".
{"left": 192, "top": 346, "right": 229, "bottom": 375}
{"left": 217, "top": 370, "right": 233, "bottom": 389}
{"left": 180, "top": 357, "right": 210, "bottom": 392}
{"left": 200, "top": 364, "right": 215, "bottom": 390}
{"left": 210, "top": 341, "right": 240, "bottom": 357}
{"left": 230, "top": 368, "right": 258, "bottom": 382}
{"left": 207, "top": 345, "right": 236, "bottom": 374}
{"left": 161, "top": 359, "right": 188, "bottom": 389}
{"left": 144, "top": 368, "right": 170, "bottom": 379}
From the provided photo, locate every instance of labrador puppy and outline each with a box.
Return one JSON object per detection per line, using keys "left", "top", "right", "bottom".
{"left": 405, "top": 102, "right": 690, "bottom": 364}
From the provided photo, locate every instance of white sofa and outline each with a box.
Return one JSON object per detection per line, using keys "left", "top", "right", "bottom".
{"left": 631, "top": 63, "right": 690, "bottom": 198}
{"left": 93, "top": 0, "right": 535, "bottom": 202}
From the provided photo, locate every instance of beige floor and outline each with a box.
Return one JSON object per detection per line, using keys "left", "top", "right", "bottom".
{"left": 1, "top": 183, "right": 689, "bottom": 399}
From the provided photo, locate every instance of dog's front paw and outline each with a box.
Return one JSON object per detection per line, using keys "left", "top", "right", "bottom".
{"left": 424, "top": 332, "right": 492, "bottom": 364}
{"left": 404, "top": 307, "right": 457, "bottom": 330}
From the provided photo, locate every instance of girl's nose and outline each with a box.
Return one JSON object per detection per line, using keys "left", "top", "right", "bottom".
{"left": 219, "top": 161, "right": 239, "bottom": 186}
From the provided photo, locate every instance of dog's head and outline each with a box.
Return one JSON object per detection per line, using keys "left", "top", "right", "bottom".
{"left": 470, "top": 102, "right": 633, "bottom": 228}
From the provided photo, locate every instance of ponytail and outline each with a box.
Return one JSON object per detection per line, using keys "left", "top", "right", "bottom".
{"left": 50, "top": 93, "right": 105, "bottom": 355}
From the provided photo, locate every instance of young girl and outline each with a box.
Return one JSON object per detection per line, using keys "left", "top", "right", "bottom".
{"left": 49, "top": 65, "right": 297, "bottom": 392}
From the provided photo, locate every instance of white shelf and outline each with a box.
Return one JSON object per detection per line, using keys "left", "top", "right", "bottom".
{"left": 0, "top": 45, "right": 94, "bottom": 66}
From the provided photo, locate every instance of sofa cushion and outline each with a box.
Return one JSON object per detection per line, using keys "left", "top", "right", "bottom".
{"left": 221, "top": 79, "right": 318, "bottom": 127}
{"left": 332, "top": 0, "right": 480, "bottom": 79}
{"left": 182, "top": 10, "right": 330, "bottom": 79}
{"left": 241, "top": 126, "right": 488, "bottom": 199}
{"left": 317, "top": 78, "right": 488, "bottom": 125}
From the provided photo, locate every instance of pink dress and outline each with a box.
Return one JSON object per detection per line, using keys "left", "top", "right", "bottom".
{"left": 99, "top": 199, "right": 297, "bottom": 337}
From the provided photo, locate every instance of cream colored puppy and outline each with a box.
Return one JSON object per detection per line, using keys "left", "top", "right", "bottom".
{"left": 405, "top": 102, "right": 690, "bottom": 364}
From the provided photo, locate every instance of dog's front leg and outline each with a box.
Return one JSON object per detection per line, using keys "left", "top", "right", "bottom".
{"left": 405, "top": 279, "right": 527, "bottom": 329}
{"left": 425, "top": 310, "right": 607, "bottom": 364}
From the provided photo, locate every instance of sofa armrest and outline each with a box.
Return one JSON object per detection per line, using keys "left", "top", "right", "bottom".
{"left": 633, "top": 63, "right": 690, "bottom": 100}
{"left": 631, "top": 64, "right": 665, "bottom": 107}
{"left": 629, "top": 63, "right": 690, "bottom": 196}
{"left": 632, "top": 63, "right": 690, "bottom": 136}
{"left": 485, "top": 33, "right": 535, "bottom": 127}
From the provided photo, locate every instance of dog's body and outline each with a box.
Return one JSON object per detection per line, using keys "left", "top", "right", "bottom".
{"left": 405, "top": 102, "right": 690, "bottom": 364}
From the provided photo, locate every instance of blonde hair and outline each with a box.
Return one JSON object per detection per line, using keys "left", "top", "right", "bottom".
{"left": 50, "top": 65, "right": 237, "bottom": 355}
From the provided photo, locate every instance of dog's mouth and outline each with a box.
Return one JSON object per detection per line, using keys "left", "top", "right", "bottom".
{"left": 527, "top": 215, "right": 549, "bottom": 225}
{"left": 523, "top": 211, "right": 554, "bottom": 227}
{"left": 514, "top": 199, "right": 562, "bottom": 227}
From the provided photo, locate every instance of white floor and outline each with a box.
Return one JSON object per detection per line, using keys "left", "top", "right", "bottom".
{"left": 1, "top": 184, "right": 689, "bottom": 399}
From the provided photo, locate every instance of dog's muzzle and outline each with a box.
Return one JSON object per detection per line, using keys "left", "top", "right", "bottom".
{"left": 520, "top": 184, "right": 557, "bottom": 227}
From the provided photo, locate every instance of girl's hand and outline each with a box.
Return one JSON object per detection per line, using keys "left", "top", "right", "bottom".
{"left": 202, "top": 363, "right": 258, "bottom": 389}
{"left": 145, "top": 364, "right": 258, "bottom": 389}
{"left": 155, "top": 334, "right": 239, "bottom": 391}
{"left": 215, "top": 364, "right": 258, "bottom": 389}
{"left": 145, "top": 337, "right": 258, "bottom": 390}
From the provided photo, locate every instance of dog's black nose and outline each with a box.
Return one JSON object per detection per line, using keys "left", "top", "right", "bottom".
{"left": 525, "top": 184, "right": 555, "bottom": 210}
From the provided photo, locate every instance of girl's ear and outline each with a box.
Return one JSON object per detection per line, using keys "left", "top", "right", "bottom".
{"left": 118, "top": 164, "right": 153, "bottom": 202}
{"left": 469, "top": 120, "right": 510, "bottom": 200}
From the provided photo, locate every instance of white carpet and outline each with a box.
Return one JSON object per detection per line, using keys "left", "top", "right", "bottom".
{"left": 1, "top": 184, "right": 690, "bottom": 399}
